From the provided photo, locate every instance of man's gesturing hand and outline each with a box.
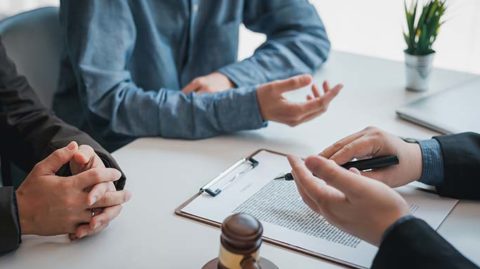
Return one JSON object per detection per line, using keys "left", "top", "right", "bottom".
{"left": 256, "top": 74, "right": 343, "bottom": 127}
{"left": 288, "top": 155, "right": 409, "bottom": 246}
{"left": 15, "top": 142, "right": 127, "bottom": 237}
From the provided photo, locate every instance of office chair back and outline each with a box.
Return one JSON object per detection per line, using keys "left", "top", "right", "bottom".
{"left": 0, "top": 7, "right": 60, "bottom": 187}
{"left": 0, "top": 7, "right": 60, "bottom": 108}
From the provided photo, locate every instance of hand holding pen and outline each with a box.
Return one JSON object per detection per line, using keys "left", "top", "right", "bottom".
{"left": 276, "top": 155, "right": 399, "bottom": 181}
{"left": 318, "top": 127, "right": 423, "bottom": 188}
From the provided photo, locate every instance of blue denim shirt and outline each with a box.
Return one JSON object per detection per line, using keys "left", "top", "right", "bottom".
{"left": 53, "top": 0, "right": 330, "bottom": 150}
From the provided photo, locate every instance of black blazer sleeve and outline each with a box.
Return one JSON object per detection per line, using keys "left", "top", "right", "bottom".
{"left": 0, "top": 38, "right": 125, "bottom": 190}
{"left": 372, "top": 218, "right": 478, "bottom": 269}
{"left": 434, "top": 132, "right": 480, "bottom": 200}
{"left": 0, "top": 187, "right": 21, "bottom": 254}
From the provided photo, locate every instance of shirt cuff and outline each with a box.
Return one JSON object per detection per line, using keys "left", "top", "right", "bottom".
{"left": 381, "top": 214, "right": 415, "bottom": 243}
{"left": 418, "top": 139, "right": 445, "bottom": 187}
{"left": 215, "top": 85, "right": 268, "bottom": 131}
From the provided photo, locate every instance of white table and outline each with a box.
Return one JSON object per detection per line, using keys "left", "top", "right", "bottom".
{"left": 1, "top": 51, "right": 479, "bottom": 268}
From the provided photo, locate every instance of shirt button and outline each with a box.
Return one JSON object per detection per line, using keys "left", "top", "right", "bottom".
{"left": 193, "top": 4, "right": 199, "bottom": 13}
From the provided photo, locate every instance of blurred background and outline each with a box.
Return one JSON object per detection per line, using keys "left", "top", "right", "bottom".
{"left": 1, "top": 0, "right": 479, "bottom": 74}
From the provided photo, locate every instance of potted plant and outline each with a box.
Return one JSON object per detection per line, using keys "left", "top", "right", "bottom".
{"left": 403, "top": 0, "right": 447, "bottom": 91}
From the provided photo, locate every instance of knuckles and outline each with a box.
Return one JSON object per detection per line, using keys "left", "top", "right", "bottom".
{"left": 363, "top": 126, "right": 381, "bottom": 135}
{"left": 323, "top": 160, "right": 340, "bottom": 177}
{"left": 88, "top": 168, "right": 104, "bottom": 182}
{"left": 63, "top": 196, "right": 80, "bottom": 211}
{"left": 365, "top": 126, "right": 387, "bottom": 141}
{"left": 32, "top": 162, "right": 44, "bottom": 172}
{"left": 65, "top": 214, "right": 78, "bottom": 225}
{"left": 342, "top": 143, "right": 354, "bottom": 153}
{"left": 331, "top": 141, "right": 345, "bottom": 152}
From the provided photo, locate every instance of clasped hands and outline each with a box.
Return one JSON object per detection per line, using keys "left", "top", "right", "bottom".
{"left": 182, "top": 72, "right": 344, "bottom": 127}
{"left": 16, "top": 141, "right": 131, "bottom": 240}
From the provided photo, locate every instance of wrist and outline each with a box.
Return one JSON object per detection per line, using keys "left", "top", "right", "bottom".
{"left": 213, "top": 72, "right": 235, "bottom": 88}
{"left": 255, "top": 89, "right": 268, "bottom": 121}
{"left": 374, "top": 208, "right": 410, "bottom": 246}
{"left": 15, "top": 190, "right": 34, "bottom": 235}
{"left": 405, "top": 142, "right": 423, "bottom": 183}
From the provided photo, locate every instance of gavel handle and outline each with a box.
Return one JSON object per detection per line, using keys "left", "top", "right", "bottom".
{"left": 241, "top": 256, "right": 260, "bottom": 269}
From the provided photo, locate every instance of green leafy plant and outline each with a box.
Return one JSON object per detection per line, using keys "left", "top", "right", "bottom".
{"left": 404, "top": 0, "right": 447, "bottom": 55}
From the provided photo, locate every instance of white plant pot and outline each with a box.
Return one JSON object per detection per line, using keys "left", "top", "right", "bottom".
{"left": 404, "top": 52, "right": 435, "bottom": 92}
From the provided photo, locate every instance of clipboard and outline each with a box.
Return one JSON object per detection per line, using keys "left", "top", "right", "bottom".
{"left": 175, "top": 149, "right": 459, "bottom": 269}
{"left": 175, "top": 149, "right": 362, "bottom": 268}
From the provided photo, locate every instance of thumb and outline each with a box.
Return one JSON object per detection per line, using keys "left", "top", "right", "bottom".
{"left": 36, "top": 141, "right": 78, "bottom": 175}
{"left": 72, "top": 145, "right": 96, "bottom": 167}
{"left": 305, "top": 155, "right": 365, "bottom": 196}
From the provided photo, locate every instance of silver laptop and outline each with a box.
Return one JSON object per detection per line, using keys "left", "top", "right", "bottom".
{"left": 397, "top": 79, "right": 480, "bottom": 134}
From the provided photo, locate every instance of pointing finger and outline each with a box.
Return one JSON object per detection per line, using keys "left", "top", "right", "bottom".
{"left": 321, "top": 130, "right": 366, "bottom": 159}
{"left": 288, "top": 155, "right": 344, "bottom": 205}
{"left": 304, "top": 155, "right": 366, "bottom": 197}
{"left": 89, "top": 205, "right": 123, "bottom": 233}
{"left": 87, "top": 182, "right": 111, "bottom": 206}
{"left": 322, "top": 81, "right": 330, "bottom": 94}
{"left": 90, "top": 190, "right": 132, "bottom": 208}
{"left": 319, "top": 84, "right": 343, "bottom": 107}
{"left": 330, "top": 136, "right": 380, "bottom": 165}
{"left": 312, "top": 83, "right": 321, "bottom": 98}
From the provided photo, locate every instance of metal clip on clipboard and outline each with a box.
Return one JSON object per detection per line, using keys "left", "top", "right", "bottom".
{"left": 200, "top": 157, "right": 259, "bottom": 197}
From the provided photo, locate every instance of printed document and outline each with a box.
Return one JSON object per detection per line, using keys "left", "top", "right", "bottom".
{"left": 181, "top": 151, "right": 458, "bottom": 268}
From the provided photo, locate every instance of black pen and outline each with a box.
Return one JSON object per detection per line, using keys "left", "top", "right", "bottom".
{"left": 275, "top": 155, "right": 399, "bottom": 181}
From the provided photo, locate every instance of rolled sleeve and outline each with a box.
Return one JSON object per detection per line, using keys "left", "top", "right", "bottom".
{"left": 211, "top": 86, "right": 267, "bottom": 132}
{"left": 158, "top": 86, "right": 267, "bottom": 139}
{"left": 418, "top": 139, "right": 445, "bottom": 187}
{"left": 219, "top": 0, "right": 330, "bottom": 87}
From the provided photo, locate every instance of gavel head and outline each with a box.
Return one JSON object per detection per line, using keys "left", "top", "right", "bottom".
{"left": 219, "top": 213, "right": 263, "bottom": 269}
{"left": 221, "top": 213, "right": 263, "bottom": 254}
{"left": 202, "top": 213, "right": 277, "bottom": 269}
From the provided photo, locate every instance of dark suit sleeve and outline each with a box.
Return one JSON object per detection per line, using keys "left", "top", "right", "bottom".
{"left": 434, "top": 132, "right": 480, "bottom": 200}
{"left": 0, "top": 38, "right": 125, "bottom": 190}
{"left": 0, "top": 187, "right": 21, "bottom": 254}
{"left": 372, "top": 218, "right": 478, "bottom": 269}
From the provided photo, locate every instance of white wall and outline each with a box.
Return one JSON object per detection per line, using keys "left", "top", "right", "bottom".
{"left": 1, "top": 0, "right": 479, "bottom": 74}
{"left": 0, "top": 0, "right": 57, "bottom": 17}
{"left": 311, "top": 0, "right": 480, "bottom": 74}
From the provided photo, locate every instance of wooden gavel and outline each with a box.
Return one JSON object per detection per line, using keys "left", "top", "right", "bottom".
{"left": 202, "top": 213, "right": 278, "bottom": 269}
